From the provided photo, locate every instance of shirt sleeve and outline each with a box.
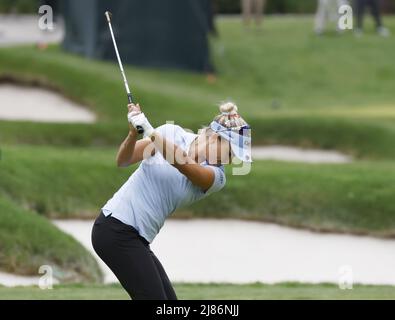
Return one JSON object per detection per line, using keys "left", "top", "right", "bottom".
{"left": 203, "top": 165, "right": 226, "bottom": 195}
{"left": 155, "top": 123, "right": 175, "bottom": 138}
{"left": 155, "top": 124, "right": 184, "bottom": 144}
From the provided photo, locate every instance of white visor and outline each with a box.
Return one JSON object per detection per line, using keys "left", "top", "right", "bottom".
{"left": 210, "top": 121, "right": 252, "bottom": 163}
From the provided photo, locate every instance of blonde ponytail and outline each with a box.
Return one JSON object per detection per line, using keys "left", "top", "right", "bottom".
{"left": 214, "top": 101, "right": 247, "bottom": 129}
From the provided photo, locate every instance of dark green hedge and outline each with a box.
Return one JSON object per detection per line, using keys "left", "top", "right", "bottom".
{"left": 0, "top": 0, "right": 38, "bottom": 13}
{"left": 214, "top": 0, "right": 394, "bottom": 14}
{"left": 214, "top": 0, "right": 317, "bottom": 14}
{"left": 1, "top": 0, "right": 394, "bottom": 14}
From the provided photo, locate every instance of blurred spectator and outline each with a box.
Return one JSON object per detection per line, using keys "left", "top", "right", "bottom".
{"left": 354, "top": 0, "right": 390, "bottom": 36}
{"left": 204, "top": 0, "right": 217, "bottom": 83}
{"left": 241, "top": 0, "right": 266, "bottom": 26}
{"left": 207, "top": 0, "right": 218, "bottom": 36}
{"left": 315, "top": 0, "right": 349, "bottom": 35}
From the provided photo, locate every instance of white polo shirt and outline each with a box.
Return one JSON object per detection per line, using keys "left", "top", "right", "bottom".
{"left": 101, "top": 124, "right": 226, "bottom": 243}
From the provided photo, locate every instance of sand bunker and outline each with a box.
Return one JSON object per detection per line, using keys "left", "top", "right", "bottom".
{"left": 51, "top": 219, "right": 395, "bottom": 286}
{"left": 0, "top": 15, "right": 63, "bottom": 47}
{"left": 253, "top": 145, "right": 352, "bottom": 163}
{"left": 0, "top": 84, "right": 96, "bottom": 123}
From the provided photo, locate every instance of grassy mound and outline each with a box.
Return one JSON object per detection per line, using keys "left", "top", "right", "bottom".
{"left": 0, "top": 16, "right": 394, "bottom": 280}
{"left": 0, "top": 196, "right": 101, "bottom": 282}
{"left": 1, "top": 145, "right": 394, "bottom": 237}
{"left": 0, "top": 17, "right": 395, "bottom": 159}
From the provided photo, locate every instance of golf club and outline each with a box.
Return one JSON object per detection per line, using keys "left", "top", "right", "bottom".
{"left": 105, "top": 11, "right": 144, "bottom": 134}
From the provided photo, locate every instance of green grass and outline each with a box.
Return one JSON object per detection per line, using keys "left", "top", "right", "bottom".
{"left": 1, "top": 17, "right": 395, "bottom": 159}
{"left": 1, "top": 16, "right": 395, "bottom": 281}
{"left": 192, "top": 160, "right": 395, "bottom": 237}
{"left": 1, "top": 144, "right": 394, "bottom": 237}
{"left": 0, "top": 196, "right": 101, "bottom": 282}
{"left": 213, "top": 17, "right": 395, "bottom": 110}
{"left": 0, "top": 282, "right": 394, "bottom": 300}
{"left": 0, "top": 144, "right": 131, "bottom": 218}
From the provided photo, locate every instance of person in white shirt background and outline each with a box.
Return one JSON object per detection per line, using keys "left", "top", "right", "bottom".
{"left": 241, "top": 0, "right": 266, "bottom": 27}
{"left": 91, "top": 101, "right": 252, "bottom": 300}
{"left": 315, "top": 0, "right": 350, "bottom": 35}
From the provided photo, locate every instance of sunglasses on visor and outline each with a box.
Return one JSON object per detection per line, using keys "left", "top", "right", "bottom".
{"left": 215, "top": 125, "right": 251, "bottom": 136}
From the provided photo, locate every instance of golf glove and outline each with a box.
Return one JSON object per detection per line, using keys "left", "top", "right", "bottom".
{"left": 127, "top": 112, "right": 154, "bottom": 137}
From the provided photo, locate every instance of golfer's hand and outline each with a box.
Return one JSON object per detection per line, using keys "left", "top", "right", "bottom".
{"left": 127, "top": 103, "right": 141, "bottom": 134}
{"left": 128, "top": 103, "right": 141, "bottom": 114}
{"left": 127, "top": 104, "right": 154, "bottom": 137}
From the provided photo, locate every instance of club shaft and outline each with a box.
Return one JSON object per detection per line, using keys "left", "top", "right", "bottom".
{"left": 105, "top": 12, "right": 143, "bottom": 134}
{"left": 106, "top": 18, "right": 133, "bottom": 102}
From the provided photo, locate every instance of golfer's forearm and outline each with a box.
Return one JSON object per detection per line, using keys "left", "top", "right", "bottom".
{"left": 150, "top": 131, "right": 192, "bottom": 166}
{"left": 116, "top": 131, "right": 137, "bottom": 167}
{"left": 150, "top": 132, "right": 213, "bottom": 190}
{"left": 149, "top": 132, "right": 213, "bottom": 190}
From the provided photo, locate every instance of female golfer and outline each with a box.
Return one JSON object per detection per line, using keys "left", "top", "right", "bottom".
{"left": 91, "top": 101, "right": 251, "bottom": 300}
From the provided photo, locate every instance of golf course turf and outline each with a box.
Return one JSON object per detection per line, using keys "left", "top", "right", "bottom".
{"left": 0, "top": 16, "right": 394, "bottom": 296}
{"left": 1, "top": 145, "right": 395, "bottom": 237}
{"left": 1, "top": 282, "right": 395, "bottom": 300}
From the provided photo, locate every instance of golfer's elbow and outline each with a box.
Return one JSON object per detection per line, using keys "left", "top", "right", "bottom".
{"left": 116, "top": 160, "right": 126, "bottom": 168}
{"left": 117, "top": 162, "right": 131, "bottom": 168}
{"left": 116, "top": 156, "right": 131, "bottom": 168}
{"left": 117, "top": 162, "right": 125, "bottom": 168}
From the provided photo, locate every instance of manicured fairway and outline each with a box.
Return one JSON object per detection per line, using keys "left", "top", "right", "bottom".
{"left": 1, "top": 282, "right": 395, "bottom": 300}
{"left": 1, "top": 16, "right": 394, "bottom": 285}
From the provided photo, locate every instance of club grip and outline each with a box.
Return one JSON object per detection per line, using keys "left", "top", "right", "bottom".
{"left": 127, "top": 93, "right": 133, "bottom": 104}
{"left": 127, "top": 93, "right": 144, "bottom": 135}
{"left": 136, "top": 126, "right": 144, "bottom": 134}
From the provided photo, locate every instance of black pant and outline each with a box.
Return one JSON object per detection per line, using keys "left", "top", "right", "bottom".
{"left": 91, "top": 212, "right": 177, "bottom": 300}
{"left": 355, "top": 0, "right": 383, "bottom": 29}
